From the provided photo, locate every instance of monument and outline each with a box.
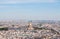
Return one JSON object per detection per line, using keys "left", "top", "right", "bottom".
{"left": 27, "top": 21, "right": 34, "bottom": 30}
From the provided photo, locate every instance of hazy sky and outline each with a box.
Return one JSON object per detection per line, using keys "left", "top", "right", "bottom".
{"left": 0, "top": 0, "right": 60, "bottom": 20}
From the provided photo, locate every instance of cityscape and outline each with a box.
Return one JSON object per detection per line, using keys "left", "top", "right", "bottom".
{"left": 0, "top": 0, "right": 60, "bottom": 39}
{"left": 0, "top": 20, "right": 60, "bottom": 39}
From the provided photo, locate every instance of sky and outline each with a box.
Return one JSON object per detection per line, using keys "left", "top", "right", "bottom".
{"left": 0, "top": 0, "right": 60, "bottom": 20}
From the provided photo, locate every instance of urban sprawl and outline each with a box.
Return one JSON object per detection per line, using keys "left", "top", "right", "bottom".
{"left": 0, "top": 20, "right": 60, "bottom": 39}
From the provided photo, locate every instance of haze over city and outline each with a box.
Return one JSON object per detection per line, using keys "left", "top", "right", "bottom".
{"left": 0, "top": 0, "right": 60, "bottom": 20}
{"left": 0, "top": 0, "right": 60, "bottom": 39}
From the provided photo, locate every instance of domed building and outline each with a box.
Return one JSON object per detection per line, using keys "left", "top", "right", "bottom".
{"left": 27, "top": 21, "right": 34, "bottom": 30}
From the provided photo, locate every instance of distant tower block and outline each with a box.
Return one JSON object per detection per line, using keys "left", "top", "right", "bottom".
{"left": 28, "top": 21, "right": 34, "bottom": 30}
